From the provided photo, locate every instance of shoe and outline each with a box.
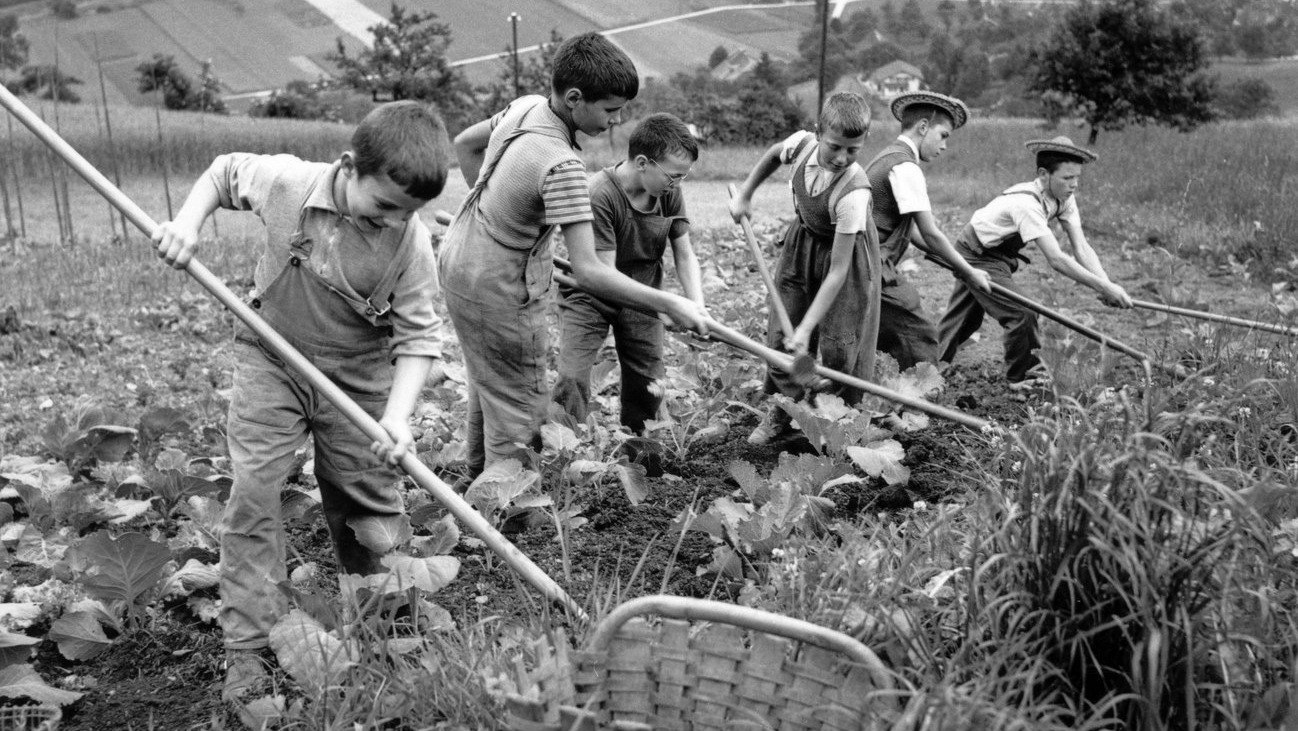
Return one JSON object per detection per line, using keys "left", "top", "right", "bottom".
{"left": 747, "top": 407, "right": 795, "bottom": 446}
{"left": 222, "top": 649, "right": 272, "bottom": 703}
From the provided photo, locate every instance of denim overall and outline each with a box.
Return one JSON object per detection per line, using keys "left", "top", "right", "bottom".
{"left": 764, "top": 140, "right": 879, "bottom": 404}
{"left": 937, "top": 189, "right": 1051, "bottom": 382}
{"left": 439, "top": 119, "right": 569, "bottom": 476}
{"left": 222, "top": 176, "right": 411, "bottom": 650}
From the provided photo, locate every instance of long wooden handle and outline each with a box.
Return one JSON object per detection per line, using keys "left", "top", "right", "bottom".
{"left": 0, "top": 86, "right": 587, "bottom": 622}
{"left": 1132, "top": 298, "right": 1298, "bottom": 337}
{"left": 728, "top": 184, "right": 797, "bottom": 342}
{"left": 552, "top": 256, "right": 988, "bottom": 431}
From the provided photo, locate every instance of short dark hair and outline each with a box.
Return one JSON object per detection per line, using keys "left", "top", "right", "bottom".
{"left": 818, "top": 92, "right": 870, "bottom": 138}
{"left": 551, "top": 32, "right": 639, "bottom": 102}
{"left": 628, "top": 113, "right": 699, "bottom": 163}
{"left": 899, "top": 103, "right": 955, "bottom": 131}
{"left": 351, "top": 101, "right": 450, "bottom": 200}
{"left": 1036, "top": 151, "right": 1085, "bottom": 172}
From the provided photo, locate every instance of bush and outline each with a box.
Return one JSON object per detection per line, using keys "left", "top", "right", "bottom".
{"left": 250, "top": 81, "right": 337, "bottom": 122}
{"left": 1214, "top": 78, "right": 1280, "bottom": 120}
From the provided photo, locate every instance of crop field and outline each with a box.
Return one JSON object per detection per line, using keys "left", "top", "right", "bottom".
{"left": 4, "top": 102, "right": 1298, "bottom": 730}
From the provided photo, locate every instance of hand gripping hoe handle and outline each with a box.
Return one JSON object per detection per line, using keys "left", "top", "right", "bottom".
{"left": 0, "top": 86, "right": 588, "bottom": 623}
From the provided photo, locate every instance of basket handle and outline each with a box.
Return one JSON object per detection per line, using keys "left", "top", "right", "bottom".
{"left": 588, "top": 595, "right": 894, "bottom": 691}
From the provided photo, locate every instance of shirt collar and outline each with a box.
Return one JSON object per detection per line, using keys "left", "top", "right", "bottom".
{"left": 302, "top": 160, "right": 343, "bottom": 214}
{"left": 897, "top": 135, "right": 920, "bottom": 160}
{"left": 542, "top": 97, "right": 582, "bottom": 150}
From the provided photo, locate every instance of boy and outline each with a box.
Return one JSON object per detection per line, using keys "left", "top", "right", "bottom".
{"left": 152, "top": 101, "right": 451, "bottom": 702}
{"left": 550, "top": 113, "right": 706, "bottom": 435}
{"left": 728, "top": 91, "right": 878, "bottom": 446}
{"left": 440, "top": 32, "right": 708, "bottom": 477}
{"left": 936, "top": 135, "right": 1132, "bottom": 384}
{"left": 863, "top": 91, "right": 991, "bottom": 370}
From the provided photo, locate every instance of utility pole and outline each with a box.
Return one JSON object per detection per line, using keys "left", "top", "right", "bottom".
{"left": 816, "top": 0, "right": 829, "bottom": 115}
{"left": 509, "top": 13, "right": 521, "bottom": 97}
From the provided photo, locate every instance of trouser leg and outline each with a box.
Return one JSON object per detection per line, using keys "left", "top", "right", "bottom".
{"left": 612, "top": 308, "right": 666, "bottom": 434}
{"left": 552, "top": 294, "right": 612, "bottom": 427}
{"left": 876, "top": 279, "right": 939, "bottom": 371}
{"left": 221, "top": 343, "right": 308, "bottom": 650}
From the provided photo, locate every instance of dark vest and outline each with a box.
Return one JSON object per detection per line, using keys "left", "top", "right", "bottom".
{"left": 864, "top": 139, "right": 918, "bottom": 242}
{"left": 789, "top": 136, "right": 869, "bottom": 240}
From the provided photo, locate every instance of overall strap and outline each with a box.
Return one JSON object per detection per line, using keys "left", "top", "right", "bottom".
{"left": 361, "top": 220, "right": 417, "bottom": 317}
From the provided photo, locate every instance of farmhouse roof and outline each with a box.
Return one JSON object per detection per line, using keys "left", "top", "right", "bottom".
{"left": 868, "top": 60, "right": 924, "bottom": 82}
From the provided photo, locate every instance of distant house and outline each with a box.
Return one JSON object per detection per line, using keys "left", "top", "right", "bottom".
{"left": 786, "top": 73, "right": 870, "bottom": 120}
{"left": 710, "top": 49, "right": 759, "bottom": 81}
{"left": 863, "top": 60, "right": 924, "bottom": 100}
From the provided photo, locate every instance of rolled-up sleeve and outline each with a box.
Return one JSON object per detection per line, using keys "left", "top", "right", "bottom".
{"left": 206, "top": 153, "right": 294, "bottom": 214}
{"left": 387, "top": 217, "right": 445, "bottom": 360}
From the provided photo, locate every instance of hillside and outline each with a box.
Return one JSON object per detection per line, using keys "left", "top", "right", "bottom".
{"left": 17, "top": 0, "right": 817, "bottom": 107}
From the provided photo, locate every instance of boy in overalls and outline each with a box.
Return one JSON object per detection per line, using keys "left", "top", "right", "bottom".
{"left": 152, "top": 101, "right": 450, "bottom": 702}
{"left": 863, "top": 91, "right": 991, "bottom": 371}
{"left": 728, "top": 91, "right": 879, "bottom": 446}
{"left": 440, "top": 33, "right": 708, "bottom": 478}
{"left": 551, "top": 113, "right": 706, "bottom": 436}
{"left": 936, "top": 135, "right": 1132, "bottom": 384}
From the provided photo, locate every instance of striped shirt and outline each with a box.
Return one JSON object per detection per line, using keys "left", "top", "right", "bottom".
{"left": 541, "top": 160, "right": 593, "bottom": 226}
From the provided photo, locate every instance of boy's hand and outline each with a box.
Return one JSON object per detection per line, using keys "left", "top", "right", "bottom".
{"left": 664, "top": 296, "right": 711, "bottom": 336}
{"left": 784, "top": 326, "right": 811, "bottom": 356}
{"left": 964, "top": 268, "right": 993, "bottom": 294}
{"left": 1099, "top": 282, "right": 1132, "bottom": 309}
{"left": 427, "top": 360, "right": 450, "bottom": 387}
{"left": 152, "top": 221, "right": 201, "bottom": 270}
{"left": 728, "top": 196, "right": 751, "bottom": 225}
{"left": 373, "top": 416, "right": 415, "bottom": 466}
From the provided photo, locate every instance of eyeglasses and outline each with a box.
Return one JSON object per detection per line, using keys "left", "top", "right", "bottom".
{"left": 648, "top": 158, "right": 688, "bottom": 186}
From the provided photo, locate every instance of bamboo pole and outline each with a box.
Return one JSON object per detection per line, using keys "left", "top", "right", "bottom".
{"left": 7, "top": 115, "right": 24, "bottom": 238}
{"left": 1132, "top": 298, "right": 1298, "bottom": 338}
{"left": 0, "top": 85, "right": 587, "bottom": 623}
{"left": 93, "top": 33, "right": 128, "bottom": 244}
{"left": 52, "top": 22, "right": 74, "bottom": 243}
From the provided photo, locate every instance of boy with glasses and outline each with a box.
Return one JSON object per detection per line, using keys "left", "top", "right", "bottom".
{"left": 551, "top": 113, "right": 707, "bottom": 440}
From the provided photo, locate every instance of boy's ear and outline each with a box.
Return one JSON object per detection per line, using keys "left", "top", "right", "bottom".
{"left": 339, "top": 151, "right": 356, "bottom": 175}
{"left": 561, "top": 87, "right": 583, "bottom": 109}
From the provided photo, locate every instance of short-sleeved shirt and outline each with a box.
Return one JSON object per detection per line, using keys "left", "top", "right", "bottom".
{"left": 887, "top": 136, "right": 932, "bottom": 215}
{"left": 970, "top": 179, "right": 1081, "bottom": 248}
{"left": 779, "top": 130, "right": 869, "bottom": 234}
{"left": 482, "top": 95, "right": 592, "bottom": 237}
{"left": 589, "top": 165, "right": 689, "bottom": 286}
{"left": 207, "top": 152, "right": 442, "bottom": 359}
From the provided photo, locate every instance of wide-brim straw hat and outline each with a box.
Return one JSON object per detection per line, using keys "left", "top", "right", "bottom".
{"left": 1025, "top": 135, "right": 1098, "bottom": 164}
{"left": 890, "top": 91, "right": 970, "bottom": 129}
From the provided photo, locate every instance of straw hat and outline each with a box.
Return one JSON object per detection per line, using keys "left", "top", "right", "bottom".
{"left": 890, "top": 91, "right": 970, "bottom": 129}
{"left": 1024, "top": 135, "right": 1097, "bottom": 164}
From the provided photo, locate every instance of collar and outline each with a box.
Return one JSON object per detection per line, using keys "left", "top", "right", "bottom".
{"left": 544, "top": 97, "right": 582, "bottom": 150}
{"left": 897, "top": 135, "right": 920, "bottom": 160}
{"left": 303, "top": 160, "right": 344, "bottom": 214}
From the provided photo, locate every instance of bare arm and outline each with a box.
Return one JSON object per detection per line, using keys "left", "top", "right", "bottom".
{"left": 373, "top": 354, "right": 434, "bottom": 464}
{"left": 153, "top": 166, "right": 223, "bottom": 269}
{"left": 1034, "top": 229, "right": 1131, "bottom": 307}
{"left": 729, "top": 141, "right": 785, "bottom": 223}
{"left": 668, "top": 231, "right": 706, "bottom": 306}
{"left": 909, "top": 211, "right": 991, "bottom": 293}
{"left": 787, "top": 230, "right": 856, "bottom": 353}
{"left": 1059, "top": 217, "right": 1109, "bottom": 278}
{"left": 564, "top": 221, "right": 710, "bottom": 334}
{"left": 453, "top": 119, "right": 493, "bottom": 188}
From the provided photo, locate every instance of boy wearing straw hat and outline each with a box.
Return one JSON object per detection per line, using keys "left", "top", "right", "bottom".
{"left": 864, "top": 90, "right": 992, "bottom": 372}
{"left": 936, "top": 135, "right": 1132, "bottom": 384}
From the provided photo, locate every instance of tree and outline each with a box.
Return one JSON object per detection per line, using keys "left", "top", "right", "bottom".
{"left": 474, "top": 30, "right": 564, "bottom": 120}
{"left": 1215, "top": 78, "right": 1279, "bottom": 120}
{"left": 327, "top": 3, "right": 472, "bottom": 127}
{"left": 0, "top": 14, "right": 29, "bottom": 74}
{"left": 49, "top": 0, "right": 77, "bottom": 20}
{"left": 15, "top": 65, "right": 81, "bottom": 102}
{"left": 937, "top": 0, "right": 958, "bottom": 31}
{"left": 1028, "top": 0, "right": 1216, "bottom": 144}
{"left": 925, "top": 35, "right": 990, "bottom": 102}
{"left": 1237, "top": 23, "right": 1270, "bottom": 61}
{"left": 136, "top": 54, "right": 225, "bottom": 113}
{"left": 707, "top": 45, "right": 729, "bottom": 69}
{"left": 251, "top": 80, "right": 335, "bottom": 121}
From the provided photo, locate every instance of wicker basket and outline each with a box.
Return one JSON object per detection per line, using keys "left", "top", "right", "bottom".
{"left": 501, "top": 595, "right": 898, "bottom": 731}
{"left": 0, "top": 704, "right": 60, "bottom": 731}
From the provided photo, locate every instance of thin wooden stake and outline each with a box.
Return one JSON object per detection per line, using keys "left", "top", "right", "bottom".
{"left": 52, "top": 21, "right": 74, "bottom": 243}
{"left": 92, "top": 101, "right": 118, "bottom": 240}
{"left": 153, "top": 89, "right": 173, "bottom": 219}
{"left": 94, "top": 33, "right": 128, "bottom": 244}
{"left": 0, "top": 116, "right": 12, "bottom": 237}
{"left": 7, "top": 115, "right": 25, "bottom": 238}
{"left": 40, "top": 106, "right": 67, "bottom": 244}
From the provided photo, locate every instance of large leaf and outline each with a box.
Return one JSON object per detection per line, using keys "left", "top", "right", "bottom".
{"left": 846, "top": 440, "right": 911, "bottom": 485}
{"left": 465, "top": 459, "right": 539, "bottom": 516}
{"left": 540, "top": 423, "right": 580, "bottom": 455}
{"left": 376, "top": 554, "right": 461, "bottom": 593}
{"left": 158, "top": 559, "right": 220, "bottom": 599}
{"left": 14, "top": 524, "right": 69, "bottom": 568}
{"left": 75, "top": 531, "right": 172, "bottom": 607}
{"left": 0, "top": 631, "right": 38, "bottom": 668}
{"left": 0, "top": 604, "right": 42, "bottom": 631}
{"left": 0, "top": 663, "right": 82, "bottom": 706}
{"left": 347, "top": 514, "right": 413, "bottom": 554}
{"left": 410, "top": 514, "right": 459, "bottom": 556}
{"left": 615, "top": 463, "right": 649, "bottom": 506}
{"left": 48, "top": 611, "right": 112, "bottom": 661}
{"left": 268, "top": 609, "right": 354, "bottom": 696}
